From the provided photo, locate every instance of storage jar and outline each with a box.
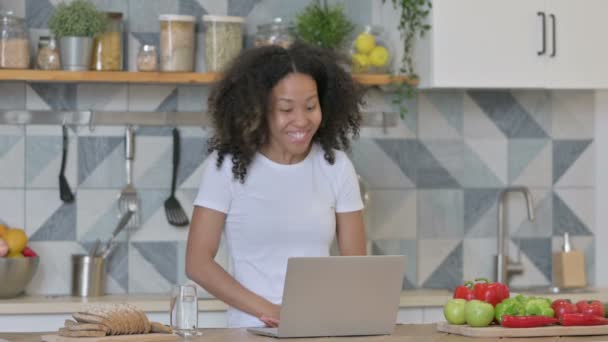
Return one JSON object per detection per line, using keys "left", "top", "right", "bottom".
{"left": 254, "top": 17, "right": 295, "bottom": 48}
{"left": 36, "top": 36, "right": 60, "bottom": 70}
{"left": 0, "top": 11, "right": 30, "bottom": 69}
{"left": 159, "top": 14, "right": 195, "bottom": 72}
{"left": 349, "top": 25, "right": 392, "bottom": 74}
{"left": 202, "top": 15, "right": 244, "bottom": 72}
{"left": 91, "top": 12, "right": 124, "bottom": 71}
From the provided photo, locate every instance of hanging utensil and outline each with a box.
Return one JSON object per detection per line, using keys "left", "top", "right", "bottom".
{"left": 100, "top": 209, "right": 133, "bottom": 259}
{"left": 164, "top": 128, "right": 190, "bottom": 227}
{"left": 117, "top": 125, "right": 140, "bottom": 230}
{"left": 59, "top": 124, "right": 74, "bottom": 203}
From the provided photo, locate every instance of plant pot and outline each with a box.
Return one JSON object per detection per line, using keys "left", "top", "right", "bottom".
{"left": 59, "top": 36, "right": 93, "bottom": 71}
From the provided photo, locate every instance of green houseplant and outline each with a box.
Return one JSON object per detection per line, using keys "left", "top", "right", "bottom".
{"left": 295, "top": 0, "right": 354, "bottom": 50}
{"left": 383, "top": 0, "right": 432, "bottom": 118}
{"left": 49, "top": 0, "right": 107, "bottom": 71}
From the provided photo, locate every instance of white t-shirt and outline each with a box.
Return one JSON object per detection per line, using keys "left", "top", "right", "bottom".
{"left": 193, "top": 143, "right": 363, "bottom": 328}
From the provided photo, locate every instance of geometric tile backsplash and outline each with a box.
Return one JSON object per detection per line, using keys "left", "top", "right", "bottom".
{"left": 0, "top": 0, "right": 595, "bottom": 296}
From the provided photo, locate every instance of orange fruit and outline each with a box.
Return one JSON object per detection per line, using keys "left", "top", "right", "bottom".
{"left": 3, "top": 228, "right": 27, "bottom": 254}
{"left": 0, "top": 223, "right": 8, "bottom": 237}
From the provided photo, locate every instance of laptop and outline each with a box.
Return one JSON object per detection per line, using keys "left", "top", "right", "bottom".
{"left": 247, "top": 255, "right": 406, "bottom": 338}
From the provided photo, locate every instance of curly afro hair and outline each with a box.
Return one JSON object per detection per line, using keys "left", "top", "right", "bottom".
{"left": 207, "top": 42, "right": 364, "bottom": 183}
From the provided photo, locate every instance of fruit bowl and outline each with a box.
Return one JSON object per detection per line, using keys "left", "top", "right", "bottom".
{"left": 0, "top": 256, "right": 39, "bottom": 298}
{"left": 349, "top": 25, "right": 392, "bottom": 74}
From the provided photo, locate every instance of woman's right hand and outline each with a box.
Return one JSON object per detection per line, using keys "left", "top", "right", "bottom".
{"left": 259, "top": 303, "right": 281, "bottom": 327}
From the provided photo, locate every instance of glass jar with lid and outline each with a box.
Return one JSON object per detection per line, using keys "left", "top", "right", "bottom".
{"left": 91, "top": 12, "right": 124, "bottom": 71}
{"left": 202, "top": 15, "right": 244, "bottom": 72}
{"left": 349, "top": 25, "right": 392, "bottom": 74}
{"left": 159, "top": 14, "right": 196, "bottom": 72}
{"left": 254, "top": 17, "right": 295, "bottom": 48}
{"left": 0, "top": 11, "right": 30, "bottom": 69}
{"left": 36, "top": 36, "right": 60, "bottom": 70}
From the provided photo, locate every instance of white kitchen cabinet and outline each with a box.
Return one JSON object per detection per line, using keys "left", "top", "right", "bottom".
{"left": 415, "top": 0, "right": 608, "bottom": 89}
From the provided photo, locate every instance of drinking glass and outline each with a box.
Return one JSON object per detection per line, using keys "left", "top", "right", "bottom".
{"left": 170, "top": 284, "right": 201, "bottom": 336}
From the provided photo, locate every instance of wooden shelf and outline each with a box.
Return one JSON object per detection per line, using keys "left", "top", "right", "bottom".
{"left": 0, "top": 70, "right": 416, "bottom": 86}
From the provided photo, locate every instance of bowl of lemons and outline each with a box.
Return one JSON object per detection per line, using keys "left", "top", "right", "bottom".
{"left": 351, "top": 25, "right": 391, "bottom": 74}
{"left": 0, "top": 224, "right": 39, "bottom": 298}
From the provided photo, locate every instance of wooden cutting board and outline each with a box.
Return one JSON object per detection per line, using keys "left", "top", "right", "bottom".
{"left": 40, "top": 334, "right": 179, "bottom": 342}
{"left": 436, "top": 321, "right": 608, "bottom": 338}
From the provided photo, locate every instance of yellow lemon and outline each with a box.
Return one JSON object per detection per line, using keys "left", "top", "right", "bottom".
{"left": 7, "top": 251, "right": 24, "bottom": 258}
{"left": 0, "top": 223, "right": 7, "bottom": 237}
{"left": 369, "top": 46, "right": 390, "bottom": 67}
{"left": 351, "top": 53, "right": 370, "bottom": 73}
{"left": 4, "top": 228, "right": 27, "bottom": 254}
{"left": 355, "top": 33, "right": 376, "bottom": 54}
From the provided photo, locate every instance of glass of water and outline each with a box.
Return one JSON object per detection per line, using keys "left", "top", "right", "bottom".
{"left": 170, "top": 284, "right": 201, "bottom": 336}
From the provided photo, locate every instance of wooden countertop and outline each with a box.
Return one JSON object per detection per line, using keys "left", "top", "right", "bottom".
{"left": 2, "top": 289, "right": 608, "bottom": 315}
{"left": 1, "top": 325, "right": 607, "bottom": 341}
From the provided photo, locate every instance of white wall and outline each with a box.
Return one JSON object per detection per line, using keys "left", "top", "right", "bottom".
{"left": 595, "top": 91, "right": 608, "bottom": 286}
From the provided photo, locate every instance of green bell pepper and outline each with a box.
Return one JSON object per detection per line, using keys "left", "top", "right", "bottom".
{"left": 495, "top": 298, "right": 525, "bottom": 323}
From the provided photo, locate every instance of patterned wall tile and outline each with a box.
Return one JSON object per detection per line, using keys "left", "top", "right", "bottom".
{"left": 509, "top": 139, "right": 552, "bottom": 187}
{"left": 0, "top": 189, "right": 25, "bottom": 228}
{"left": 78, "top": 136, "right": 124, "bottom": 188}
{"left": 0, "top": 0, "right": 25, "bottom": 16}
{"left": 463, "top": 92, "right": 506, "bottom": 139}
{"left": 418, "top": 92, "right": 462, "bottom": 139}
{"left": 77, "top": 84, "right": 128, "bottom": 111}
{"left": 25, "top": 0, "right": 52, "bottom": 29}
{"left": 0, "top": 131, "right": 25, "bottom": 188}
{"left": 511, "top": 90, "right": 551, "bottom": 138}
{"left": 350, "top": 139, "right": 414, "bottom": 189}
{"left": 25, "top": 242, "right": 86, "bottom": 295}
{"left": 371, "top": 239, "right": 417, "bottom": 289}
{"left": 128, "top": 0, "right": 178, "bottom": 33}
{"left": 423, "top": 140, "right": 464, "bottom": 186}
{"left": 463, "top": 139, "right": 506, "bottom": 187}
{"left": 129, "top": 241, "right": 177, "bottom": 293}
{"left": 366, "top": 189, "right": 416, "bottom": 240}
{"left": 464, "top": 188, "right": 501, "bottom": 238}
{"left": 0, "top": 82, "right": 25, "bottom": 109}
{"left": 27, "top": 84, "right": 77, "bottom": 111}
{"left": 419, "top": 240, "right": 462, "bottom": 289}
{"left": 26, "top": 189, "right": 76, "bottom": 241}
{"left": 516, "top": 237, "right": 552, "bottom": 284}
{"left": 418, "top": 190, "right": 463, "bottom": 239}
{"left": 510, "top": 238, "right": 552, "bottom": 288}
{"left": 468, "top": 90, "right": 548, "bottom": 138}
{"left": 76, "top": 189, "right": 131, "bottom": 242}
{"left": 554, "top": 140, "right": 594, "bottom": 187}
{"left": 178, "top": 86, "right": 209, "bottom": 112}
{"left": 463, "top": 238, "right": 496, "bottom": 281}
{"left": 551, "top": 91, "right": 594, "bottom": 139}
{"left": 553, "top": 189, "right": 594, "bottom": 236}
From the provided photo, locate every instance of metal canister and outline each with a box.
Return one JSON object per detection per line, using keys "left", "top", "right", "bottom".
{"left": 71, "top": 254, "right": 106, "bottom": 297}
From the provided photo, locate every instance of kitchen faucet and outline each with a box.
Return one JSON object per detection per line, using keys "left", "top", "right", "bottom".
{"left": 496, "top": 187, "right": 535, "bottom": 285}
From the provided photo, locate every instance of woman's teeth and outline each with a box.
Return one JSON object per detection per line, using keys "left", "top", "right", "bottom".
{"left": 288, "top": 131, "right": 306, "bottom": 141}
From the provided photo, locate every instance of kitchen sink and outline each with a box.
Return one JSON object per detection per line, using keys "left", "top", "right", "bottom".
{"left": 511, "top": 286, "right": 597, "bottom": 295}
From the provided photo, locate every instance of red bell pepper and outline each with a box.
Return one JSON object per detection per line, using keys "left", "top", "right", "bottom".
{"left": 21, "top": 246, "right": 37, "bottom": 257}
{"left": 576, "top": 300, "right": 605, "bottom": 318}
{"left": 560, "top": 313, "right": 608, "bottom": 326}
{"left": 552, "top": 299, "right": 578, "bottom": 319}
{"left": 473, "top": 278, "right": 509, "bottom": 307}
{"left": 453, "top": 281, "right": 475, "bottom": 301}
{"left": 501, "top": 315, "right": 558, "bottom": 328}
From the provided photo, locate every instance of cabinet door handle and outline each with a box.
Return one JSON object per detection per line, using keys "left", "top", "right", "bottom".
{"left": 537, "top": 11, "right": 546, "bottom": 56}
{"left": 550, "top": 14, "right": 557, "bottom": 57}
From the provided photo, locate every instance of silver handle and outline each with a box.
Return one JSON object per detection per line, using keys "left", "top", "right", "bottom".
{"left": 125, "top": 125, "right": 135, "bottom": 161}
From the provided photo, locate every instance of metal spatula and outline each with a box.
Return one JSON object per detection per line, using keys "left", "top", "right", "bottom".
{"left": 59, "top": 125, "right": 74, "bottom": 203}
{"left": 164, "top": 128, "right": 189, "bottom": 227}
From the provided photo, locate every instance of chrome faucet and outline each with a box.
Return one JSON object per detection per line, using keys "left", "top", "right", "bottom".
{"left": 496, "top": 187, "right": 535, "bottom": 285}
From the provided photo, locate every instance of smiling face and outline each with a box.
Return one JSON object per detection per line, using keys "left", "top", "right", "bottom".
{"left": 261, "top": 72, "right": 322, "bottom": 164}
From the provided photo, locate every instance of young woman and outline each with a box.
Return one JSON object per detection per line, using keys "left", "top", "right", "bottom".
{"left": 186, "top": 42, "right": 367, "bottom": 328}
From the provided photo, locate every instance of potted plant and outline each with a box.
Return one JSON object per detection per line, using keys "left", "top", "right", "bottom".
{"left": 295, "top": 0, "right": 354, "bottom": 51}
{"left": 49, "top": 0, "right": 107, "bottom": 71}
{"left": 383, "top": 0, "right": 432, "bottom": 118}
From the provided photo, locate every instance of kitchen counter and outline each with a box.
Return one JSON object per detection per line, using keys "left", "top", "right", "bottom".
{"left": 0, "top": 324, "right": 607, "bottom": 341}
{"left": 2, "top": 289, "right": 608, "bottom": 315}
